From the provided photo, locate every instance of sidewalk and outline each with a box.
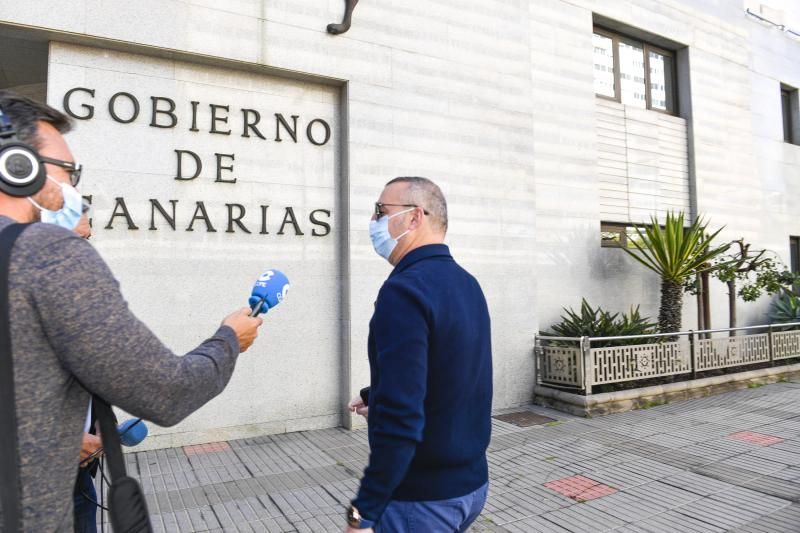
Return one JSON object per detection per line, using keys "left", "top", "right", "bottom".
{"left": 122, "top": 378, "right": 800, "bottom": 532}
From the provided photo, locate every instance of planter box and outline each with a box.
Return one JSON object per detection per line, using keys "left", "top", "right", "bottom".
{"left": 533, "top": 363, "right": 800, "bottom": 417}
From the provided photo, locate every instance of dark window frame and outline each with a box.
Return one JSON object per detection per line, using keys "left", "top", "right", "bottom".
{"left": 593, "top": 26, "right": 678, "bottom": 115}
{"left": 782, "top": 87, "right": 795, "bottom": 144}
{"left": 791, "top": 236, "right": 799, "bottom": 293}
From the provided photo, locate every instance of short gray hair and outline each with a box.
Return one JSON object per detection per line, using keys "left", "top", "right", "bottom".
{"left": 386, "top": 176, "right": 448, "bottom": 233}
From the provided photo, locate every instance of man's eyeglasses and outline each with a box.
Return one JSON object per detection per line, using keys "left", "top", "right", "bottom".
{"left": 39, "top": 156, "right": 82, "bottom": 187}
{"left": 374, "top": 202, "right": 429, "bottom": 219}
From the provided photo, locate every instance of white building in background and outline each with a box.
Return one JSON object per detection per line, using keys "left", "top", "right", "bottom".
{"left": 0, "top": 0, "right": 798, "bottom": 449}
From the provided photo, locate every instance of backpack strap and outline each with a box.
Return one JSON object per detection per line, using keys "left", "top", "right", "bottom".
{"left": 0, "top": 223, "right": 31, "bottom": 531}
{"left": 93, "top": 395, "right": 153, "bottom": 533}
{"left": 92, "top": 396, "right": 126, "bottom": 481}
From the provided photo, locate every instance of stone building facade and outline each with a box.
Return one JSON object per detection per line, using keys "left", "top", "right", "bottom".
{"left": 0, "top": 0, "right": 798, "bottom": 449}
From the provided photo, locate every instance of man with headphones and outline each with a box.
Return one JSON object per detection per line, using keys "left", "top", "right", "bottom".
{"left": 0, "top": 90, "right": 264, "bottom": 532}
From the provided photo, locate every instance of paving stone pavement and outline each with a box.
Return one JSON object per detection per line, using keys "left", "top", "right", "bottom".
{"left": 101, "top": 378, "right": 800, "bottom": 532}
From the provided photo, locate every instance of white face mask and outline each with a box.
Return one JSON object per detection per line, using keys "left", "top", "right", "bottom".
{"left": 28, "top": 175, "right": 84, "bottom": 230}
{"left": 369, "top": 208, "right": 413, "bottom": 261}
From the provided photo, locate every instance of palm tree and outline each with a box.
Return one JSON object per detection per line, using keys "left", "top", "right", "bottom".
{"left": 623, "top": 212, "right": 730, "bottom": 335}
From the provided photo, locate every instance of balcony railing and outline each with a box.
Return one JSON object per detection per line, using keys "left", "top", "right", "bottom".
{"left": 535, "top": 322, "right": 800, "bottom": 394}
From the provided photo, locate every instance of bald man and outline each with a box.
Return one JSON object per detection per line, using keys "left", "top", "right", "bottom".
{"left": 347, "top": 177, "right": 493, "bottom": 533}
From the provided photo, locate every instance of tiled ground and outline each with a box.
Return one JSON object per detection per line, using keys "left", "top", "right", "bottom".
{"left": 100, "top": 377, "right": 800, "bottom": 532}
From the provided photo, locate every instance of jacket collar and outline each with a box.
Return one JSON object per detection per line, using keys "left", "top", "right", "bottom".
{"left": 390, "top": 244, "right": 451, "bottom": 277}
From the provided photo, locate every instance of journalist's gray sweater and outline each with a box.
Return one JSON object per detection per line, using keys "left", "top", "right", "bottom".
{"left": 0, "top": 216, "right": 241, "bottom": 531}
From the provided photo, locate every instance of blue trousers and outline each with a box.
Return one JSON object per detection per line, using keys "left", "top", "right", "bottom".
{"left": 73, "top": 468, "right": 98, "bottom": 533}
{"left": 375, "top": 482, "right": 488, "bottom": 533}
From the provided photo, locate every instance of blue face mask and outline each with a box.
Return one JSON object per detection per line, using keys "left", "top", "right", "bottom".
{"left": 28, "top": 176, "right": 84, "bottom": 230}
{"left": 369, "top": 208, "right": 413, "bottom": 261}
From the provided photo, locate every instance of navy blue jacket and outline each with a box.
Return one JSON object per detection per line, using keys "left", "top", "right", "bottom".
{"left": 353, "top": 244, "right": 493, "bottom": 521}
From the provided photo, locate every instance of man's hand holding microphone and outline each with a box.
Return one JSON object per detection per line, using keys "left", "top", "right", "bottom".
{"left": 222, "top": 308, "right": 263, "bottom": 352}
{"left": 225, "top": 269, "right": 290, "bottom": 352}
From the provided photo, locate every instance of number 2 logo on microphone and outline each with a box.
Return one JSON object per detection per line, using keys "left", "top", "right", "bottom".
{"left": 256, "top": 271, "right": 275, "bottom": 288}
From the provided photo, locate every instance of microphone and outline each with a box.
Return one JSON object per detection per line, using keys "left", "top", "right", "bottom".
{"left": 80, "top": 418, "right": 148, "bottom": 467}
{"left": 118, "top": 418, "right": 148, "bottom": 447}
{"left": 248, "top": 269, "right": 290, "bottom": 317}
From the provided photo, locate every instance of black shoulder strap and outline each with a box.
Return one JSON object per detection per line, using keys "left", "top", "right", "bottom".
{"left": 93, "top": 395, "right": 154, "bottom": 533}
{"left": 0, "top": 222, "right": 31, "bottom": 532}
{"left": 92, "top": 395, "right": 127, "bottom": 481}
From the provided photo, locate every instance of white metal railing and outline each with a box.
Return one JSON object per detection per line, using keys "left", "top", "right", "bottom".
{"left": 535, "top": 322, "right": 800, "bottom": 394}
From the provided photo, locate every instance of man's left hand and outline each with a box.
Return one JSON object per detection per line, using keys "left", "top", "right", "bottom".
{"left": 79, "top": 433, "right": 102, "bottom": 463}
{"left": 348, "top": 395, "right": 368, "bottom": 418}
{"left": 345, "top": 527, "right": 374, "bottom": 533}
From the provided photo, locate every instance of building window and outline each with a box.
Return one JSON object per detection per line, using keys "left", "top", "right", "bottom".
{"left": 592, "top": 33, "right": 615, "bottom": 98}
{"left": 600, "top": 222, "right": 647, "bottom": 248}
{"left": 782, "top": 86, "right": 797, "bottom": 144}
{"left": 0, "top": 33, "right": 48, "bottom": 100}
{"left": 593, "top": 27, "right": 677, "bottom": 114}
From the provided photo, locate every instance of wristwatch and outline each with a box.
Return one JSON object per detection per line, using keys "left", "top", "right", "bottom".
{"left": 346, "top": 505, "right": 375, "bottom": 529}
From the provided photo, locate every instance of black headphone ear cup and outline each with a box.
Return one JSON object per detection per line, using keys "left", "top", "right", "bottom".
{"left": 0, "top": 141, "right": 46, "bottom": 197}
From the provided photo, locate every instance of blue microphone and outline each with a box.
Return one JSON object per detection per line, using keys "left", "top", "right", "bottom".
{"left": 117, "top": 418, "right": 148, "bottom": 447}
{"left": 80, "top": 418, "right": 149, "bottom": 467}
{"left": 248, "top": 269, "right": 290, "bottom": 317}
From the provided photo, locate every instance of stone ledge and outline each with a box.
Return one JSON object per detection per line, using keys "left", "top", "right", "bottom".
{"left": 533, "top": 363, "right": 800, "bottom": 417}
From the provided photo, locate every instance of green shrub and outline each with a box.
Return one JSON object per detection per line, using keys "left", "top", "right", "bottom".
{"left": 543, "top": 299, "right": 657, "bottom": 347}
{"left": 769, "top": 292, "right": 800, "bottom": 325}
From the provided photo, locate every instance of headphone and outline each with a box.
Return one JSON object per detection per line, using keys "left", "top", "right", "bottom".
{"left": 0, "top": 105, "right": 46, "bottom": 197}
